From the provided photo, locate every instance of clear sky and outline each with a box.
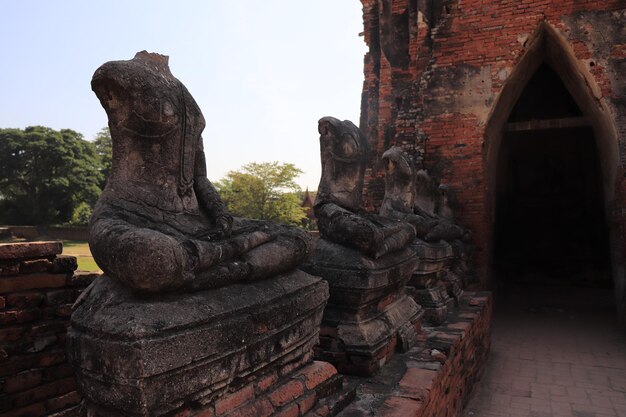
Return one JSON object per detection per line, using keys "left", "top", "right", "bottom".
{"left": 0, "top": 1, "right": 367, "bottom": 189}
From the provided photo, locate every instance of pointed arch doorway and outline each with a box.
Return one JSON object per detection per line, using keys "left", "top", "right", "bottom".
{"left": 493, "top": 63, "right": 612, "bottom": 286}
{"left": 484, "top": 23, "right": 621, "bottom": 307}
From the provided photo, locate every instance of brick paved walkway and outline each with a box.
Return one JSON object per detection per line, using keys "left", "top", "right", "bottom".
{"left": 463, "top": 285, "right": 626, "bottom": 417}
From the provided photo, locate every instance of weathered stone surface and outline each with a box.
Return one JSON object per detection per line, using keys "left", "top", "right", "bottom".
{"left": 80, "top": 361, "right": 351, "bottom": 417}
{"left": 380, "top": 146, "right": 474, "bottom": 321}
{"left": 89, "top": 51, "right": 312, "bottom": 293}
{"left": 19, "top": 258, "right": 54, "bottom": 274}
{"left": 380, "top": 146, "right": 468, "bottom": 243}
{"left": 68, "top": 270, "right": 329, "bottom": 416}
{"left": 445, "top": 271, "right": 464, "bottom": 305}
{"left": 51, "top": 255, "right": 78, "bottom": 274}
{"left": 66, "top": 271, "right": 99, "bottom": 287}
{"left": 66, "top": 51, "right": 340, "bottom": 417}
{"left": 335, "top": 291, "right": 493, "bottom": 417}
{"left": 307, "top": 239, "right": 418, "bottom": 319}
{"left": 407, "top": 287, "right": 450, "bottom": 325}
{"left": 0, "top": 273, "right": 71, "bottom": 293}
{"left": 314, "top": 118, "right": 416, "bottom": 259}
{"left": 0, "top": 242, "right": 62, "bottom": 261}
{"left": 411, "top": 240, "right": 455, "bottom": 276}
{"left": 307, "top": 246, "right": 421, "bottom": 355}
{"left": 305, "top": 118, "right": 420, "bottom": 376}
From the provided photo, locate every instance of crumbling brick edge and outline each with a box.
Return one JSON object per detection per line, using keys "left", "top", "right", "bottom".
{"left": 340, "top": 292, "right": 493, "bottom": 417}
{"left": 0, "top": 241, "right": 100, "bottom": 417}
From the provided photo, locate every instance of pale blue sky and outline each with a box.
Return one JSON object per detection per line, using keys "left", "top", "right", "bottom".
{"left": 0, "top": 1, "right": 367, "bottom": 189}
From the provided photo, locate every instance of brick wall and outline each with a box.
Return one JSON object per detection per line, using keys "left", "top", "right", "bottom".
{"left": 358, "top": 0, "right": 626, "bottom": 315}
{"left": 418, "top": 293, "right": 492, "bottom": 416}
{"left": 0, "top": 242, "right": 98, "bottom": 417}
{"left": 387, "top": 293, "right": 493, "bottom": 417}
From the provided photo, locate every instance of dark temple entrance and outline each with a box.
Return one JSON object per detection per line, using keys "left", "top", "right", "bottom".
{"left": 493, "top": 64, "right": 613, "bottom": 288}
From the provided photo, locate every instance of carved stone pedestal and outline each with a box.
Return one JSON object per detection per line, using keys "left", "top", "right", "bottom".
{"left": 302, "top": 239, "right": 422, "bottom": 376}
{"left": 407, "top": 240, "right": 455, "bottom": 325}
{"left": 445, "top": 270, "right": 465, "bottom": 304}
{"left": 447, "top": 240, "right": 472, "bottom": 302}
{"left": 407, "top": 284, "right": 450, "bottom": 326}
{"left": 68, "top": 271, "right": 336, "bottom": 417}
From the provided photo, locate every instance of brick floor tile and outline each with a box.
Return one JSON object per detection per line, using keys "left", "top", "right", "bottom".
{"left": 550, "top": 385, "right": 568, "bottom": 397}
{"left": 529, "top": 411, "right": 551, "bottom": 417}
{"left": 511, "top": 401, "right": 531, "bottom": 411}
{"left": 462, "top": 286, "right": 626, "bottom": 417}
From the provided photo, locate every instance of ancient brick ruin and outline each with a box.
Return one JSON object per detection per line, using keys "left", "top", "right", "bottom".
{"left": 0, "top": 239, "right": 491, "bottom": 417}
{"left": 0, "top": 49, "right": 491, "bottom": 417}
{"left": 0, "top": 242, "right": 97, "bottom": 416}
{"left": 358, "top": 0, "right": 626, "bottom": 321}
{"left": 2, "top": 1, "right": 625, "bottom": 416}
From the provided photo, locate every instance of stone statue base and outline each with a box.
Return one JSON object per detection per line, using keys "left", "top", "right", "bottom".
{"left": 407, "top": 285, "right": 452, "bottom": 325}
{"left": 68, "top": 271, "right": 330, "bottom": 417}
{"left": 302, "top": 239, "right": 422, "bottom": 376}
{"left": 407, "top": 240, "right": 455, "bottom": 325}
{"left": 448, "top": 240, "right": 472, "bottom": 301}
{"left": 445, "top": 270, "right": 465, "bottom": 304}
{"left": 78, "top": 360, "right": 354, "bottom": 417}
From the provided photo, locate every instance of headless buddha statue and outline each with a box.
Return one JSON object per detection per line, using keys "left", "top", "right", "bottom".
{"left": 314, "top": 117, "right": 415, "bottom": 258}
{"left": 89, "top": 51, "right": 312, "bottom": 292}
{"left": 379, "top": 146, "right": 469, "bottom": 242}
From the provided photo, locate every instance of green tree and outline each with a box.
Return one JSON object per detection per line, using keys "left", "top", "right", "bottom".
{"left": 215, "top": 162, "right": 307, "bottom": 226}
{"left": 93, "top": 127, "right": 112, "bottom": 187}
{"left": 0, "top": 126, "right": 103, "bottom": 225}
{"left": 70, "top": 201, "right": 93, "bottom": 226}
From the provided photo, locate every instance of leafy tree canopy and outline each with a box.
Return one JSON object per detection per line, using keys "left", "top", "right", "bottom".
{"left": 0, "top": 126, "right": 103, "bottom": 225}
{"left": 93, "top": 126, "right": 112, "bottom": 187}
{"left": 215, "top": 162, "right": 307, "bottom": 226}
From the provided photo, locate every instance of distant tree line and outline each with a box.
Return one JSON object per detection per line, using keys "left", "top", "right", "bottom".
{"left": 0, "top": 126, "right": 110, "bottom": 226}
{"left": 0, "top": 126, "right": 308, "bottom": 227}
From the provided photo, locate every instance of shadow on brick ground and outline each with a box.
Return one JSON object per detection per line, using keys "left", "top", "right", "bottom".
{"left": 464, "top": 283, "right": 626, "bottom": 417}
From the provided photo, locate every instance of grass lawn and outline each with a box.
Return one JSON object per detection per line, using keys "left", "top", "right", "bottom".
{"left": 75, "top": 257, "right": 101, "bottom": 272}
{"left": 62, "top": 240, "right": 101, "bottom": 272}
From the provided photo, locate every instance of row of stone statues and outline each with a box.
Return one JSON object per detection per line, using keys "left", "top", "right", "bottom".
{"left": 87, "top": 52, "right": 468, "bottom": 296}
{"left": 304, "top": 117, "right": 472, "bottom": 374}
{"left": 69, "top": 52, "right": 472, "bottom": 417}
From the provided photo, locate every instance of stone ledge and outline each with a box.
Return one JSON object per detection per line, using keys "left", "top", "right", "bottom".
{"left": 0, "top": 247, "right": 77, "bottom": 278}
{"left": 0, "top": 273, "right": 72, "bottom": 293}
{"left": 0, "top": 242, "right": 63, "bottom": 261}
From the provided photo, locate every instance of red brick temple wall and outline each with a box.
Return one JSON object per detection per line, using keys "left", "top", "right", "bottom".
{"left": 358, "top": 0, "right": 626, "bottom": 319}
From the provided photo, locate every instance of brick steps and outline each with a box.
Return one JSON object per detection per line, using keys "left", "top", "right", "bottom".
{"left": 0, "top": 242, "right": 98, "bottom": 417}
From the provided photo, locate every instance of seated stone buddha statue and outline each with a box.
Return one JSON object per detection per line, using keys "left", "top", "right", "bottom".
{"left": 89, "top": 51, "right": 312, "bottom": 292}
{"left": 379, "top": 146, "right": 472, "bottom": 320}
{"left": 303, "top": 117, "right": 422, "bottom": 376}
{"left": 314, "top": 117, "right": 416, "bottom": 258}
{"left": 380, "top": 146, "right": 469, "bottom": 243}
